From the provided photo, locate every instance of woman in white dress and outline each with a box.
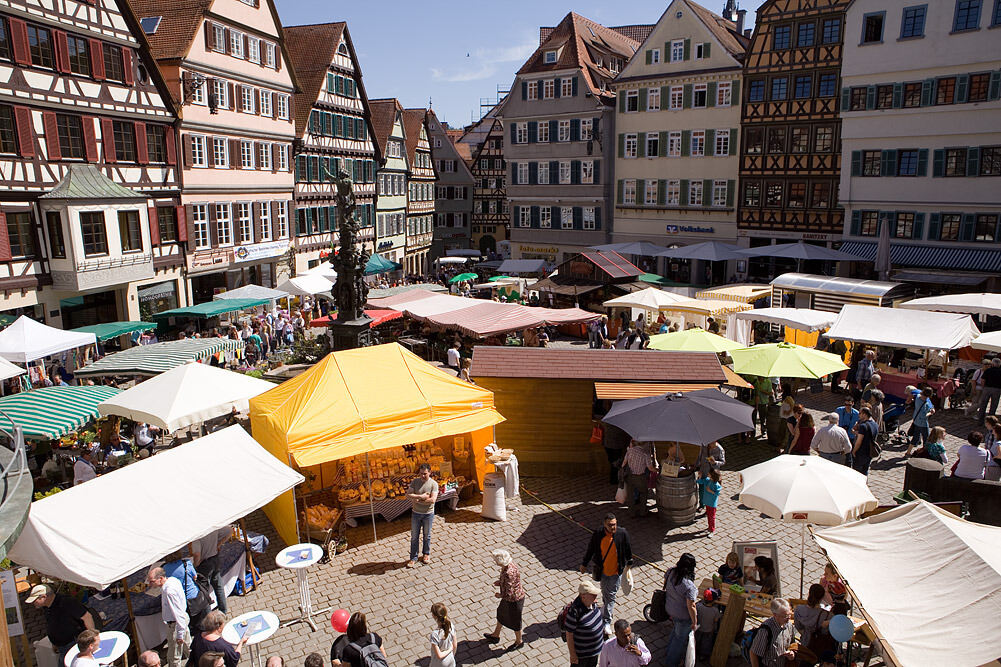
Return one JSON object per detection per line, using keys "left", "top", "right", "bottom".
{"left": 429, "top": 602, "right": 456, "bottom": 667}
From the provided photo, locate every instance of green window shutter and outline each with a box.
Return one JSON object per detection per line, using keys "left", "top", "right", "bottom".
{"left": 683, "top": 84, "right": 693, "bottom": 108}
{"left": 850, "top": 210, "right": 862, "bottom": 235}
{"left": 885, "top": 211, "right": 898, "bottom": 237}
{"left": 636, "top": 179, "right": 646, "bottom": 203}
{"left": 851, "top": 151, "right": 862, "bottom": 176}
{"left": 638, "top": 88, "right": 647, "bottom": 111}
{"left": 702, "top": 179, "right": 713, "bottom": 206}
{"left": 659, "top": 131, "right": 668, "bottom": 157}
{"left": 865, "top": 85, "right": 876, "bottom": 110}
{"left": 928, "top": 213, "right": 941, "bottom": 239}
{"left": 521, "top": 81, "right": 527, "bottom": 100}
{"left": 638, "top": 134, "right": 647, "bottom": 158}
{"left": 729, "top": 128, "right": 738, "bottom": 156}
{"left": 572, "top": 77, "right": 578, "bottom": 96}
{"left": 707, "top": 82, "right": 717, "bottom": 107}
{"left": 658, "top": 179, "right": 666, "bottom": 205}
{"left": 887, "top": 150, "right": 897, "bottom": 176}
{"left": 731, "top": 80, "right": 740, "bottom": 103}
{"left": 327, "top": 72, "right": 334, "bottom": 92}
{"left": 617, "top": 180, "right": 624, "bottom": 204}
{"left": 990, "top": 71, "right": 1001, "bottom": 100}
{"left": 681, "top": 130, "right": 691, "bottom": 156}
{"left": 967, "top": 147, "right": 981, "bottom": 176}
{"left": 725, "top": 180, "right": 735, "bottom": 208}
{"left": 554, "top": 77, "right": 561, "bottom": 98}
{"left": 664, "top": 42, "right": 670, "bottom": 56}
{"left": 960, "top": 213, "right": 975, "bottom": 241}
{"left": 704, "top": 42, "right": 711, "bottom": 58}
{"left": 645, "top": 50, "right": 652, "bottom": 65}
{"left": 920, "top": 79, "right": 934, "bottom": 106}
{"left": 528, "top": 121, "right": 537, "bottom": 143}
{"left": 892, "top": 83, "right": 903, "bottom": 108}
{"left": 706, "top": 129, "right": 716, "bottom": 154}
{"left": 295, "top": 155, "right": 303, "bottom": 181}
{"left": 618, "top": 91, "right": 626, "bottom": 113}
{"left": 618, "top": 133, "right": 625, "bottom": 158}
{"left": 917, "top": 149, "right": 929, "bottom": 176}
{"left": 932, "top": 149, "right": 945, "bottom": 177}
{"left": 880, "top": 150, "right": 892, "bottom": 176}
{"left": 335, "top": 76, "right": 343, "bottom": 95}
{"left": 510, "top": 122, "right": 516, "bottom": 144}
{"left": 683, "top": 38, "right": 691, "bottom": 60}
{"left": 840, "top": 88, "right": 851, "bottom": 112}
{"left": 956, "top": 74, "right": 970, "bottom": 103}
{"left": 680, "top": 179, "right": 689, "bottom": 206}
{"left": 913, "top": 213, "right": 924, "bottom": 239}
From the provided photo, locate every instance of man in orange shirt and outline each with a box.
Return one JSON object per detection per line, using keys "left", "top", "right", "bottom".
{"left": 579, "top": 514, "right": 633, "bottom": 636}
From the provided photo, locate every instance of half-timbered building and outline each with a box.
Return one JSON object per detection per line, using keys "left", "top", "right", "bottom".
{"left": 426, "top": 110, "right": 473, "bottom": 260}
{"left": 129, "top": 0, "right": 297, "bottom": 303}
{"left": 403, "top": 108, "right": 434, "bottom": 275}
{"left": 0, "top": 0, "right": 181, "bottom": 326}
{"left": 463, "top": 114, "right": 508, "bottom": 255}
{"left": 369, "top": 98, "right": 407, "bottom": 271}
{"left": 286, "top": 21, "right": 378, "bottom": 271}
{"left": 737, "top": 0, "right": 851, "bottom": 271}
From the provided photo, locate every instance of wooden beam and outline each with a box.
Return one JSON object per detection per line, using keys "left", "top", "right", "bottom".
{"left": 239, "top": 518, "right": 259, "bottom": 592}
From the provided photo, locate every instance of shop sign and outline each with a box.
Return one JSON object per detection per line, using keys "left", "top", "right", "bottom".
{"left": 233, "top": 240, "right": 290, "bottom": 264}
{"left": 519, "top": 245, "right": 558, "bottom": 255}
{"left": 191, "top": 250, "right": 232, "bottom": 269}
{"left": 378, "top": 241, "right": 396, "bottom": 251}
{"left": 666, "top": 225, "right": 715, "bottom": 234}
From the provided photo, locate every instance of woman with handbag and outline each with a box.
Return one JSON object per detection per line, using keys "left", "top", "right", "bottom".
{"left": 793, "top": 585, "right": 835, "bottom": 666}
{"left": 483, "top": 549, "right": 525, "bottom": 651}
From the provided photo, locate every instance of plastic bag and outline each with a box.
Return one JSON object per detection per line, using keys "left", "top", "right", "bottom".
{"left": 684, "top": 629, "right": 696, "bottom": 667}
{"left": 615, "top": 485, "right": 627, "bottom": 504}
{"left": 621, "top": 566, "right": 633, "bottom": 596}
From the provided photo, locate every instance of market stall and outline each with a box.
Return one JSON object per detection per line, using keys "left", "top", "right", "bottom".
{"left": 69, "top": 321, "right": 157, "bottom": 343}
{"left": 152, "top": 298, "right": 270, "bottom": 320}
{"left": 728, "top": 307, "right": 837, "bottom": 347}
{"left": 898, "top": 292, "right": 1001, "bottom": 318}
{"left": 307, "top": 310, "right": 404, "bottom": 329}
{"left": 213, "top": 284, "right": 291, "bottom": 303}
{"left": 0, "top": 385, "right": 120, "bottom": 441}
{"left": 75, "top": 338, "right": 245, "bottom": 378}
{"left": 659, "top": 298, "right": 752, "bottom": 331}
{"left": 249, "top": 343, "right": 505, "bottom": 547}
{"left": 812, "top": 500, "right": 1001, "bottom": 667}
{"left": 0, "top": 316, "right": 96, "bottom": 364}
{"left": 275, "top": 274, "right": 335, "bottom": 297}
{"left": 694, "top": 284, "right": 771, "bottom": 304}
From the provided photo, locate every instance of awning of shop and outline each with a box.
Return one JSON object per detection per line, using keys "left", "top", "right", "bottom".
{"left": 308, "top": 310, "right": 404, "bottom": 328}
{"left": 0, "top": 385, "right": 121, "bottom": 440}
{"left": 424, "top": 302, "right": 598, "bottom": 338}
{"left": 367, "top": 283, "right": 447, "bottom": 300}
{"left": 891, "top": 270, "right": 989, "bottom": 286}
{"left": 733, "top": 307, "right": 837, "bottom": 333}
{"left": 825, "top": 304, "right": 980, "bottom": 350}
{"left": 594, "top": 382, "right": 720, "bottom": 400}
{"left": 75, "top": 338, "right": 245, "bottom": 377}
{"left": 70, "top": 321, "right": 157, "bottom": 342}
{"left": 8, "top": 425, "right": 303, "bottom": 589}
{"left": 137, "top": 282, "right": 176, "bottom": 301}
{"left": 660, "top": 298, "right": 752, "bottom": 318}
{"left": 152, "top": 298, "right": 270, "bottom": 319}
{"left": 365, "top": 253, "right": 402, "bottom": 276}
{"left": 695, "top": 284, "right": 772, "bottom": 303}
{"left": 212, "top": 284, "right": 290, "bottom": 302}
{"left": 839, "top": 241, "right": 1001, "bottom": 273}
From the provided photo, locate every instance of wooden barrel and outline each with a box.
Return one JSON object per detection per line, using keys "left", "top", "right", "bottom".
{"left": 766, "top": 403, "right": 786, "bottom": 448}
{"left": 657, "top": 473, "right": 697, "bottom": 525}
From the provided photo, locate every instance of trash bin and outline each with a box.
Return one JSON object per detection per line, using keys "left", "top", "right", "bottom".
{"left": 482, "top": 472, "right": 507, "bottom": 521}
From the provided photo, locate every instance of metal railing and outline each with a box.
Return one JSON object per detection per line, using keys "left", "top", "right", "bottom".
{"left": 0, "top": 412, "right": 30, "bottom": 508}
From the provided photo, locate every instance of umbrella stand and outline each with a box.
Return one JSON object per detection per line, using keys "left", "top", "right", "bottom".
{"left": 365, "top": 452, "right": 377, "bottom": 543}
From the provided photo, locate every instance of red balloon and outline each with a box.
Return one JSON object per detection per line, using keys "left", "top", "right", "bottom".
{"left": 331, "top": 609, "right": 350, "bottom": 633}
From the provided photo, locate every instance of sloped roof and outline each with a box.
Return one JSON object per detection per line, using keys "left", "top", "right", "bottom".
{"left": 609, "top": 24, "right": 656, "bottom": 43}
{"left": 40, "top": 165, "right": 146, "bottom": 200}
{"left": 471, "top": 347, "right": 725, "bottom": 382}
{"left": 519, "top": 12, "right": 641, "bottom": 99}
{"left": 368, "top": 98, "right": 402, "bottom": 156}
{"left": 126, "top": 0, "right": 212, "bottom": 61}
{"left": 285, "top": 22, "right": 345, "bottom": 139}
{"left": 454, "top": 142, "right": 472, "bottom": 163}
{"left": 402, "top": 108, "right": 428, "bottom": 166}
{"left": 684, "top": 0, "right": 749, "bottom": 58}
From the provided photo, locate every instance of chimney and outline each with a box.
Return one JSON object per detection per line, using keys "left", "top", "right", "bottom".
{"left": 744, "top": 28, "right": 752, "bottom": 38}
{"left": 737, "top": 9, "right": 747, "bottom": 35}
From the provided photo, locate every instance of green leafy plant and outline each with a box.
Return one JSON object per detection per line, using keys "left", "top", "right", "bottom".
{"left": 34, "top": 486, "right": 62, "bottom": 501}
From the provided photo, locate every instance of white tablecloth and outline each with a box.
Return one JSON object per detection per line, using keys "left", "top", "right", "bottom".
{"left": 492, "top": 455, "right": 520, "bottom": 498}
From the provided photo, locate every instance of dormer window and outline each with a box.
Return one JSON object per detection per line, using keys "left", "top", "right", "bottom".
{"left": 338, "top": 42, "right": 349, "bottom": 56}
{"left": 544, "top": 50, "right": 557, "bottom": 64}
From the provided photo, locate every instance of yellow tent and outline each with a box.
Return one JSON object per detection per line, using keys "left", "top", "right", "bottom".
{"left": 250, "top": 343, "right": 505, "bottom": 546}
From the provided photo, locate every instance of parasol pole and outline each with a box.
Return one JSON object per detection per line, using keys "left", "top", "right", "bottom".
{"left": 800, "top": 522, "right": 806, "bottom": 598}
{"left": 365, "top": 452, "right": 377, "bottom": 543}
{"left": 122, "top": 578, "right": 141, "bottom": 654}
{"left": 288, "top": 454, "right": 301, "bottom": 544}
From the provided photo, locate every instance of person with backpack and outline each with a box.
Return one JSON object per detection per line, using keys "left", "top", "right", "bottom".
{"left": 563, "top": 580, "right": 605, "bottom": 667}
{"left": 851, "top": 407, "right": 879, "bottom": 476}
{"left": 332, "top": 612, "right": 387, "bottom": 667}
{"left": 578, "top": 514, "right": 633, "bottom": 635}
{"left": 749, "top": 598, "right": 796, "bottom": 667}
{"left": 663, "top": 553, "right": 699, "bottom": 667}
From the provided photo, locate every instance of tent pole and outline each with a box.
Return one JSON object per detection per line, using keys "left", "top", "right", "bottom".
{"left": 800, "top": 523, "right": 806, "bottom": 598}
{"left": 122, "top": 578, "right": 141, "bottom": 654}
{"left": 365, "top": 453, "right": 377, "bottom": 543}
{"left": 240, "top": 518, "right": 258, "bottom": 592}
{"left": 288, "top": 454, "right": 302, "bottom": 544}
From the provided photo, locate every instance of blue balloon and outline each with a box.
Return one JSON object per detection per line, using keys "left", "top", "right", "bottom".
{"left": 829, "top": 614, "right": 854, "bottom": 642}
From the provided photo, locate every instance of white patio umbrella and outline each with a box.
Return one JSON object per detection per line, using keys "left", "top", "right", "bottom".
{"left": 738, "top": 455, "right": 878, "bottom": 595}
{"left": 97, "top": 362, "right": 275, "bottom": 432}
{"left": 602, "top": 287, "right": 691, "bottom": 310}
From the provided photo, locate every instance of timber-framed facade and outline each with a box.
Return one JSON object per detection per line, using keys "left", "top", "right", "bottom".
{"left": 467, "top": 117, "right": 508, "bottom": 255}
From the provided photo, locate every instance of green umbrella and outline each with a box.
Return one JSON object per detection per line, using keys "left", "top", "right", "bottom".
{"left": 365, "top": 253, "right": 403, "bottom": 276}
{"left": 648, "top": 327, "right": 744, "bottom": 353}
{"left": 729, "top": 342, "right": 849, "bottom": 379}
{"left": 488, "top": 275, "right": 513, "bottom": 282}
{"left": 448, "top": 272, "right": 478, "bottom": 284}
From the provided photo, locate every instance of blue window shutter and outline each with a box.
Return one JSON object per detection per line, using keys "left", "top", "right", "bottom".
{"left": 932, "top": 149, "right": 945, "bottom": 177}
{"left": 990, "top": 71, "right": 1001, "bottom": 100}
{"left": 572, "top": 77, "right": 578, "bottom": 96}
{"left": 570, "top": 119, "right": 580, "bottom": 142}
{"left": 850, "top": 210, "right": 862, "bottom": 235}
{"left": 851, "top": 151, "right": 862, "bottom": 176}
{"left": 513, "top": 205, "right": 520, "bottom": 224}
{"left": 522, "top": 81, "right": 527, "bottom": 100}
{"left": 531, "top": 206, "right": 539, "bottom": 227}
{"left": 917, "top": 149, "right": 929, "bottom": 176}
{"left": 618, "top": 91, "right": 626, "bottom": 112}
{"left": 510, "top": 162, "right": 517, "bottom": 184}
{"left": 617, "top": 180, "right": 624, "bottom": 204}
{"left": 913, "top": 212, "right": 924, "bottom": 239}
{"left": 528, "top": 161, "right": 537, "bottom": 184}
{"left": 892, "top": 82, "right": 903, "bottom": 108}
{"left": 956, "top": 74, "right": 970, "bottom": 103}
{"left": 573, "top": 207, "right": 582, "bottom": 228}
{"left": 549, "top": 120, "right": 558, "bottom": 140}
{"left": 967, "top": 147, "right": 981, "bottom": 176}
{"left": 920, "top": 79, "right": 934, "bottom": 106}
{"left": 680, "top": 179, "right": 689, "bottom": 206}
{"left": 866, "top": 85, "right": 877, "bottom": 110}
{"left": 509, "top": 122, "right": 516, "bottom": 143}
{"left": 960, "top": 213, "right": 976, "bottom": 240}
{"left": 928, "top": 213, "right": 941, "bottom": 239}
{"left": 593, "top": 160, "right": 600, "bottom": 182}
{"left": 554, "top": 78, "right": 561, "bottom": 98}
{"left": 571, "top": 160, "right": 581, "bottom": 184}
{"left": 840, "top": 88, "right": 850, "bottom": 111}
{"left": 528, "top": 121, "right": 537, "bottom": 143}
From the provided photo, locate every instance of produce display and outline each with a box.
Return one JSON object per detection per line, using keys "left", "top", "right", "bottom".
{"left": 304, "top": 504, "right": 340, "bottom": 530}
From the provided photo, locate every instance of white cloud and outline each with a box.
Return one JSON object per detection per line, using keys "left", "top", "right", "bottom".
{"left": 431, "top": 63, "right": 499, "bottom": 83}
{"left": 429, "top": 34, "right": 536, "bottom": 83}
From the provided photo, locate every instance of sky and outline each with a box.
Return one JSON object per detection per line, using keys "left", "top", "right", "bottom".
{"left": 274, "top": 0, "right": 762, "bottom": 130}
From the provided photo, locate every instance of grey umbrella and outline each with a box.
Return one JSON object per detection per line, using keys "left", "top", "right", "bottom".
{"left": 735, "top": 241, "right": 867, "bottom": 262}
{"left": 601, "top": 388, "right": 754, "bottom": 445}
{"left": 656, "top": 241, "right": 743, "bottom": 262}
{"left": 590, "top": 242, "right": 669, "bottom": 256}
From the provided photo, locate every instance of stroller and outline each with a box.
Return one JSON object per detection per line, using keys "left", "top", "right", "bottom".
{"left": 880, "top": 400, "right": 909, "bottom": 447}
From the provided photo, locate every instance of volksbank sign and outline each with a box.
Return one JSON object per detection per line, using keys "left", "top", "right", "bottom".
{"left": 666, "top": 225, "right": 715, "bottom": 234}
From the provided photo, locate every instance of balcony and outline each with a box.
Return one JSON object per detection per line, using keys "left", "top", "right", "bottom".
{"left": 51, "top": 252, "right": 155, "bottom": 292}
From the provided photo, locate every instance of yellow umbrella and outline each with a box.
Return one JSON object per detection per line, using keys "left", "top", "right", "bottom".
{"left": 729, "top": 342, "right": 849, "bottom": 379}
{"left": 648, "top": 328, "right": 744, "bottom": 353}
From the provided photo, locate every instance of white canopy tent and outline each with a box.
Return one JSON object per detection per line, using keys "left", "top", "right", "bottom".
{"left": 213, "top": 284, "right": 290, "bottom": 302}
{"left": 275, "top": 273, "right": 334, "bottom": 297}
{"left": 972, "top": 330, "right": 1001, "bottom": 353}
{"left": 812, "top": 500, "right": 1001, "bottom": 667}
{"left": 97, "top": 363, "right": 275, "bottom": 431}
{"left": 824, "top": 304, "right": 980, "bottom": 350}
{"left": 728, "top": 307, "right": 838, "bottom": 346}
{"left": 898, "top": 292, "right": 1001, "bottom": 317}
{"left": 9, "top": 426, "right": 303, "bottom": 588}
{"left": 602, "top": 287, "right": 691, "bottom": 310}
{"left": 0, "top": 357, "right": 25, "bottom": 381}
{"left": 0, "top": 316, "right": 96, "bottom": 363}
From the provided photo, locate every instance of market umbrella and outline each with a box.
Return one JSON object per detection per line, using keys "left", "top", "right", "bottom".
{"left": 648, "top": 328, "right": 744, "bottom": 353}
{"left": 448, "top": 272, "right": 477, "bottom": 284}
{"left": 487, "top": 275, "right": 513, "bottom": 282}
{"left": 590, "top": 242, "right": 668, "bottom": 256}
{"left": 656, "top": 241, "right": 743, "bottom": 262}
{"left": 874, "top": 214, "right": 892, "bottom": 281}
{"left": 602, "top": 287, "right": 691, "bottom": 310}
{"left": 729, "top": 342, "right": 848, "bottom": 379}
{"left": 738, "top": 455, "right": 878, "bottom": 595}
{"left": 602, "top": 388, "right": 754, "bottom": 445}
{"left": 736, "top": 241, "right": 867, "bottom": 262}
{"left": 364, "top": 253, "right": 402, "bottom": 276}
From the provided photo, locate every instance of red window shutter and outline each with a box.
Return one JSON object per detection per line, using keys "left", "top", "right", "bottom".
{"left": 134, "top": 122, "right": 148, "bottom": 164}
{"left": 205, "top": 22, "right": 214, "bottom": 50}
{"left": 276, "top": 48, "right": 281, "bottom": 72}
{"left": 225, "top": 29, "right": 233, "bottom": 55}
{"left": 183, "top": 204, "right": 195, "bottom": 250}
{"left": 177, "top": 205, "right": 188, "bottom": 243}
{"left": 83, "top": 116, "right": 98, "bottom": 162}
{"left": 89, "top": 39, "right": 105, "bottom": 80}
{"left": 165, "top": 127, "right": 177, "bottom": 165}
{"left": 270, "top": 143, "right": 277, "bottom": 173}
{"left": 122, "top": 49, "right": 134, "bottom": 86}
{"left": 54, "top": 31, "right": 70, "bottom": 73}
{"left": 148, "top": 206, "right": 160, "bottom": 245}
{"left": 0, "top": 211, "right": 11, "bottom": 262}
{"left": 9, "top": 19, "right": 30, "bottom": 66}
{"left": 14, "top": 107, "right": 35, "bottom": 158}
{"left": 227, "top": 83, "right": 235, "bottom": 109}
{"left": 229, "top": 139, "right": 240, "bottom": 169}
{"left": 242, "top": 35, "right": 248, "bottom": 60}
{"left": 42, "top": 112, "right": 61, "bottom": 160}
{"left": 101, "top": 118, "right": 116, "bottom": 163}
{"left": 252, "top": 201, "right": 262, "bottom": 242}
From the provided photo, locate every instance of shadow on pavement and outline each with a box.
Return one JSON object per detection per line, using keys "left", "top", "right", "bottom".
{"left": 347, "top": 561, "right": 408, "bottom": 575}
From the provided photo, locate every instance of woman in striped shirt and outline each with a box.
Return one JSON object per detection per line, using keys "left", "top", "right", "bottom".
{"left": 565, "top": 580, "right": 605, "bottom": 667}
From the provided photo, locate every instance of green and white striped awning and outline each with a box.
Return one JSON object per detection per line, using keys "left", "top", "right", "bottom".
{"left": 75, "top": 338, "right": 245, "bottom": 378}
{"left": 0, "top": 386, "right": 121, "bottom": 441}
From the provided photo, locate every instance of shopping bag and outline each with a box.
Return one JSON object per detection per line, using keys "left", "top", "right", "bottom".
{"left": 684, "top": 629, "right": 696, "bottom": 667}
{"left": 615, "top": 485, "right": 627, "bottom": 504}
{"left": 621, "top": 566, "right": 634, "bottom": 596}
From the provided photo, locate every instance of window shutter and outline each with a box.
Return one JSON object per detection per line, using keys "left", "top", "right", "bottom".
{"left": 509, "top": 122, "right": 516, "bottom": 143}
{"left": 617, "top": 133, "right": 625, "bottom": 158}
{"left": 531, "top": 206, "right": 539, "bottom": 227}
{"left": 967, "top": 147, "right": 981, "bottom": 176}
{"left": 528, "top": 161, "right": 537, "bottom": 185}
{"left": 594, "top": 207, "right": 602, "bottom": 229}
{"left": 928, "top": 213, "right": 941, "bottom": 240}
{"left": 865, "top": 85, "right": 876, "bottom": 110}
{"left": 123, "top": 49, "right": 134, "bottom": 86}
{"left": 912, "top": 212, "right": 924, "bottom": 239}
{"left": 227, "top": 83, "right": 235, "bottom": 109}
{"left": 8, "top": 19, "right": 29, "bottom": 66}
{"left": 147, "top": 206, "right": 160, "bottom": 246}
{"left": 102, "top": 118, "right": 116, "bottom": 163}
{"left": 884, "top": 211, "right": 897, "bottom": 237}
{"left": 683, "top": 84, "right": 693, "bottom": 108}
{"left": 645, "top": 50, "right": 652, "bottom": 65}
{"left": 850, "top": 210, "right": 862, "bottom": 236}
{"left": 14, "top": 107, "right": 34, "bottom": 158}
{"left": 550, "top": 161, "right": 558, "bottom": 181}
{"left": 571, "top": 160, "right": 581, "bottom": 184}
{"left": 89, "top": 39, "right": 106, "bottom": 80}
{"left": 729, "top": 128, "right": 738, "bottom": 156}
{"left": 54, "top": 31, "right": 70, "bottom": 73}
{"left": 680, "top": 180, "right": 689, "bottom": 206}
{"left": 551, "top": 206, "right": 559, "bottom": 225}
{"left": 135, "top": 122, "right": 148, "bottom": 164}
{"left": 932, "top": 149, "right": 945, "bottom": 177}
{"left": 683, "top": 38, "right": 691, "bottom": 60}
{"left": 657, "top": 179, "right": 666, "bottom": 205}
{"left": 726, "top": 180, "right": 735, "bottom": 208}
{"left": 956, "top": 74, "right": 970, "bottom": 103}
{"left": 554, "top": 78, "right": 561, "bottom": 98}
{"left": 880, "top": 150, "right": 892, "bottom": 176}
{"left": 638, "top": 88, "right": 647, "bottom": 111}
{"left": 913, "top": 148, "right": 928, "bottom": 176}
{"left": 618, "top": 91, "right": 626, "bottom": 113}
{"left": 887, "top": 149, "right": 897, "bottom": 176}
{"left": 207, "top": 204, "right": 219, "bottom": 246}
{"left": 521, "top": 81, "right": 527, "bottom": 100}
{"left": 638, "top": 134, "right": 647, "bottom": 158}
{"left": 851, "top": 151, "right": 862, "bottom": 176}
{"left": 510, "top": 162, "right": 517, "bottom": 184}
{"left": 593, "top": 160, "right": 600, "bottom": 182}
{"left": 182, "top": 134, "right": 193, "bottom": 167}
{"left": 616, "top": 180, "right": 624, "bottom": 204}
{"left": 0, "top": 212, "right": 10, "bottom": 262}
{"left": 990, "top": 71, "right": 1001, "bottom": 100}
{"left": 549, "top": 120, "right": 558, "bottom": 140}
{"left": 570, "top": 118, "right": 580, "bottom": 142}
{"left": 920, "top": 79, "right": 933, "bottom": 106}
{"left": 891, "top": 83, "right": 903, "bottom": 108}
{"left": 42, "top": 112, "right": 61, "bottom": 160}
{"left": 205, "top": 23, "right": 214, "bottom": 50}
{"left": 706, "top": 129, "right": 715, "bottom": 154}
{"left": 960, "top": 213, "right": 975, "bottom": 241}
{"left": 659, "top": 131, "right": 667, "bottom": 157}
{"left": 681, "top": 130, "right": 690, "bottom": 156}
{"left": 165, "top": 127, "right": 177, "bottom": 165}
{"left": 229, "top": 139, "right": 240, "bottom": 169}
{"left": 702, "top": 179, "right": 712, "bottom": 205}
{"left": 840, "top": 88, "right": 850, "bottom": 112}
{"left": 593, "top": 117, "right": 600, "bottom": 137}
{"left": 707, "top": 82, "right": 717, "bottom": 107}
{"left": 572, "top": 76, "right": 578, "bottom": 96}
{"left": 83, "top": 116, "right": 98, "bottom": 162}
{"left": 527, "top": 121, "right": 536, "bottom": 143}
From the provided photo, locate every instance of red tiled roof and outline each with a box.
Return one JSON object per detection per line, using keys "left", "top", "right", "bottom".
{"left": 126, "top": 0, "right": 212, "bottom": 61}
{"left": 285, "top": 22, "right": 346, "bottom": 139}
{"left": 470, "top": 347, "right": 725, "bottom": 382}
{"left": 609, "top": 24, "right": 656, "bottom": 43}
{"left": 402, "top": 108, "right": 428, "bottom": 166}
{"left": 368, "top": 98, "right": 402, "bottom": 156}
{"left": 684, "top": 0, "right": 750, "bottom": 58}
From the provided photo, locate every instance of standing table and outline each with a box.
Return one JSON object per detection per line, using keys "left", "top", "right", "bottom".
{"left": 275, "top": 543, "right": 329, "bottom": 631}
{"left": 63, "top": 631, "right": 130, "bottom": 666}
{"left": 222, "top": 610, "right": 279, "bottom": 667}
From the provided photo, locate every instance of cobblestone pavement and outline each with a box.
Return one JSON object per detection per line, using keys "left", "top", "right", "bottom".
{"left": 18, "top": 389, "right": 984, "bottom": 666}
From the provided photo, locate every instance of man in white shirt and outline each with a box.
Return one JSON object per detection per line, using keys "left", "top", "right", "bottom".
{"left": 810, "top": 413, "right": 853, "bottom": 465}
{"left": 146, "top": 566, "right": 190, "bottom": 667}
{"left": 598, "top": 620, "right": 651, "bottom": 666}
{"left": 73, "top": 451, "right": 97, "bottom": 486}
{"left": 446, "top": 342, "right": 461, "bottom": 376}
{"left": 69, "top": 629, "right": 101, "bottom": 667}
